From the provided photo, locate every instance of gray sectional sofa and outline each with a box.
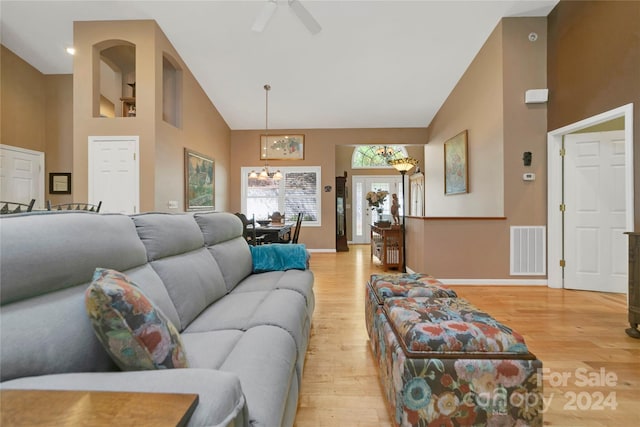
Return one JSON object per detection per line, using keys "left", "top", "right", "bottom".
{"left": 0, "top": 211, "right": 314, "bottom": 427}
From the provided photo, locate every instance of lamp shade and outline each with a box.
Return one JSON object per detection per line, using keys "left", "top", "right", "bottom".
{"left": 389, "top": 157, "right": 419, "bottom": 173}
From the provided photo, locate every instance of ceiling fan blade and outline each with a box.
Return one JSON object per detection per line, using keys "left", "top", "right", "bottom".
{"left": 288, "top": 0, "right": 321, "bottom": 35}
{"left": 252, "top": 0, "right": 278, "bottom": 33}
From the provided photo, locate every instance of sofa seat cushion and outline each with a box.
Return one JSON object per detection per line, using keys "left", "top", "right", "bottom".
{"left": 232, "top": 270, "right": 315, "bottom": 315}
{"left": 384, "top": 297, "right": 531, "bottom": 356}
{"left": 220, "top": 325, "right": 298, "bottom": 427}
{"left": 370, "top": 273, "right": 457, "bottom": 304}
{"left": 85, "top": 268, "right": 188, "bottom": 370}
{"left": 184, "top": 289, "right": 308, "bottom": 356}
{"left": 0, "top": 369, "right": 247, "bottom": 427}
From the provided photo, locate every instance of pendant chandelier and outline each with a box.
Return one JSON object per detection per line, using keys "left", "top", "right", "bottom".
{"left": 250, "top": 84, "right": 282, "bottom": 181}
{"left": 375, "top": 145, "right": 395, "bottom": 159}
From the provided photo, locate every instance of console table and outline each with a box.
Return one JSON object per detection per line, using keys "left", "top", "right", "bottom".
{"left": 370, "top": 225, "right": 403, "bottom": 270}
{"left": 0, "top": 390, "right": 198, "bottom": 426}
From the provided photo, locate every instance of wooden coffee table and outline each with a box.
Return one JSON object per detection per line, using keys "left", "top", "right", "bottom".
{"left": 0, "top": 390, "right": 198, "bottom": 426}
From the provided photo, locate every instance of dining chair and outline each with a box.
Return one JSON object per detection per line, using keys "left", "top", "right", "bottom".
{"left": 47, "top": 201, "right": 102, "bottom": 212}
{"left": 235, "top": 213, "right": 263, "bottom": 246}
{"left": 291, "top": 212, "right": 303, "bottom": 244}
{"left": 0, "top": 199, "right": 36, "bottom": 215}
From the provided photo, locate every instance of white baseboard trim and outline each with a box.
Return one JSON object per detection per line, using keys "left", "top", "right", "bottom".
{"left": 406, "top": 267, "right": 548, "bottom": 285}
{"left": 437, "top": 279, "right": 548, "bottom": 286}
{"left": 307, "top": 249, "right": 336, "bottom": 253}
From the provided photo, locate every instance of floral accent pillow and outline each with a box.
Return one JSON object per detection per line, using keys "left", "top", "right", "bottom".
{"left": 85, "top": 268, "right": 188, "bottom": 370}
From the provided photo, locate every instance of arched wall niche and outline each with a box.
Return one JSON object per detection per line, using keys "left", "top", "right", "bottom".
{"left": 162, "top": 51, "right": 183, "bottom": 128}
{"left": 93, "top": 39, "right": 136, "bottom": 118}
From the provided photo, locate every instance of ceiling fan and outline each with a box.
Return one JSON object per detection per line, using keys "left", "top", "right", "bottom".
{"left": 252, "top": 0, "right": 322, "bottom": 35}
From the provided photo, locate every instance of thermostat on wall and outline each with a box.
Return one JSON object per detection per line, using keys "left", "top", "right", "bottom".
{"left": 523, "top": 173, "right": 536, "bottom": 181}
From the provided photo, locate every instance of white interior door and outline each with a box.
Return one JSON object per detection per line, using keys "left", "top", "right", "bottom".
{"left": 0, "top": 144, "right": 45, "bottom": 209}
{"left": 351, "top": 176, "right": 401, "bottom": 244}
{"left": 564, "top": 131, "right": 627, "bottom": 293}
{"left": 88, "top": 136, "right": 139, "bottom": 214}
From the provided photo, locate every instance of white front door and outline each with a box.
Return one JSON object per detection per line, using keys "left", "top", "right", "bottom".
{"left": 564, "top": 131, "right": 627, "bottom": 293}
{"left": 351, "top": 176, "right": 401, "bottom": 244}
{"left": 88, "top": 136, "right": 139, "bottom": 214}
{"left": 0, "top": 144, "right": 45, "bottom": 209}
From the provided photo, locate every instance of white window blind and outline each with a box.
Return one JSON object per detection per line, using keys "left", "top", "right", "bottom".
{"left": 241, "top": 166, "right": 321, "bottom": 226}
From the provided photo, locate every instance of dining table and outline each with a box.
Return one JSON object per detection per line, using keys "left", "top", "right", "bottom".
{"left": 253, "top": 223, "right": 293, "bottom": 244}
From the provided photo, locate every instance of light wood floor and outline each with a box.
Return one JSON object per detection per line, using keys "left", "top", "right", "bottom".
{"left": 294, "top": 245, "right": 640, "bottom": 427}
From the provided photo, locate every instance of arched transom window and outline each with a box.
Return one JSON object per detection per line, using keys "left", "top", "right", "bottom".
{"left": 352, "top": 145, "right": 408, "bottom": 168}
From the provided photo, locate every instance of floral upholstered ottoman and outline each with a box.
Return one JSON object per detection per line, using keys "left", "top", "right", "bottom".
{"left": 365, "top": 273, "right": 458, "bottom": 341}
{"left": 365, "top": 275, "right": 543, "bottom": 427}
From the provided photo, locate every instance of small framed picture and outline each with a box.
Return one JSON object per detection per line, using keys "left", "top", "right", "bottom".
{"left": 49, "top": 172, "right": 72, "bottom": 194}
{"left": 260, "top": 134, "right": 304, "bottom": 160}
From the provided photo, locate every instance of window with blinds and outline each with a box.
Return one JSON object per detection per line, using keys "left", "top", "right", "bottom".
{"left": 241, "top": 166, "right": 321, "bottom": 226}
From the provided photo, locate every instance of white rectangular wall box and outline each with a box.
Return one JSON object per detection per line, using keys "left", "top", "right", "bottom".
{"left": 525, "top": 89, "right": 549, "bottom": 104}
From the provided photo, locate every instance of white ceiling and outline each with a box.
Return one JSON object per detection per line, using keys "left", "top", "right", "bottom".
{"left": 0, "top": 0, "right": 558, "bottom": 130}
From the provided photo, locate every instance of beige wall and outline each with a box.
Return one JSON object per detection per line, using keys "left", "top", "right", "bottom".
{"left": 409, "top": 17, "right": 548, "bottom": 279}
{"left": 547, "top": 0, "right": 640, "bottom": 228}
{"left": 230, "top": 128, "right": 428, "bottom": 249}
{"left": 1, "top": 46, "right": 74, "bottom": 205}
{"left": 425, "top": 22, "right": 505, "bottom": 217}
{"left": 73, "top": 20, "right": 230, "bottom": 212}
{"left": 152, "top": 25, "right": 231, "bottom": 212}
{"left": 1, "top": 45, "right": 46, "bottom": 152}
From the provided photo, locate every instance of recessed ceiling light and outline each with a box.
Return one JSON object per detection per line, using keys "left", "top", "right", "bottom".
{"left": 66, "top": 47, "right": 76, "bottom": 55}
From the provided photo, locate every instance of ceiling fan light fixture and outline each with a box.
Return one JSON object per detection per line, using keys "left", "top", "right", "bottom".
{"left": 288, "top": 0, "right": 322, "bottom": 35}
{"left": 252, "top": 0, "right": 278, "bottom": 33}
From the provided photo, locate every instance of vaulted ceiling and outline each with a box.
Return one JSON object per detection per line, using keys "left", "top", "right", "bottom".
{"left": 0, "top": 0, "right": 558, "bottom": 130}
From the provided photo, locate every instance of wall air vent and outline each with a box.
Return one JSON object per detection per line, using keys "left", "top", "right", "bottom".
{"left": 510, "top": 226, "right": 546, "bottom": 275}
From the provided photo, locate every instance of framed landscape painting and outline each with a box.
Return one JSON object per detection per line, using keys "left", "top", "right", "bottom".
{"left": 260, "top": 134, "right": 304, "bottom": 160}
{"left": 444, "top": 130, "right": 468, "bottom": 195}
{"left": 184, "top": 148, "right": 214, "bottom": 211}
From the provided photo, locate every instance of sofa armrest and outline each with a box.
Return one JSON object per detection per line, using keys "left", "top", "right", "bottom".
{"left": 1, "top": 369, "right": 247, "bottom": 427}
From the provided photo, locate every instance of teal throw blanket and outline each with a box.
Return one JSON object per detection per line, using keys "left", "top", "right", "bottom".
{"left": 249, "top": 244, "right": 309, "bottom": 273}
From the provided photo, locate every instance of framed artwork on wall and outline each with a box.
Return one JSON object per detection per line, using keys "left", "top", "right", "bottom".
{"left": 49, "top": 172, "right": 72, "bottom": 194}
{"left": 260, "top": 134, "right": 304, "bottom": 160}
{"left": 184, "top": 148, "right": 214, "bottom": 211}
{"left": 444, "top": 130, "right": 469, "bottom": 195}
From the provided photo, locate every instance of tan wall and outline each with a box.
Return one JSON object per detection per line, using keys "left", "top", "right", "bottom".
{"left": 1, "top": 45, "right": 46, "bottom": 152}
{"left": 45, "top": 74, "right": 74, "bottom": 205}
{"left": 73, "top": 20, "right": 230, "bottom": 212}
{"left": 1, "top": 46, "right": 74, "bottom": 205}
{"left": 410, "top": 17, "right": 548, "bottom": 279}
{"left": 425, "top": 22, "right": 505, "bottom": 217}
{"left": 230, "top": 128, "right": 428, "bottom": 249}
{"left": 153, "top": 25, "right": 231, "bottom": 212}
{"left": 547, "top": 0, "right": 640, "bottom": 227}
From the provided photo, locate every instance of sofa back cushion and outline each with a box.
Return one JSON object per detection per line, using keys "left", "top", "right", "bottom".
{"left": 132, "top": 213, "right": 227, "bottom": 328}
{"left": 0, "top": 212, "right": 154, "bottom": 381}
{"left": 0, "top": 212, "right": 148, "bottom": 305}
{"left": 194, "top": 212, "right": 252, "bottom": 292}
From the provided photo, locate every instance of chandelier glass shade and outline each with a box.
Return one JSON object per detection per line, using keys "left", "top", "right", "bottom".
{"left": 389, "top": 156, "right": 419, "bottom": 173}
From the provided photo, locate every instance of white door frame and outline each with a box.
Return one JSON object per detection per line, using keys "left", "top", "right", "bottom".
{"left": 547, "top": 103, "right": 634, "bottom": 289}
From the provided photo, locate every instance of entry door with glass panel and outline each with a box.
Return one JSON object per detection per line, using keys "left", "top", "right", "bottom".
{"left": 351, "top": 176, "right": 401, "bottom": 244}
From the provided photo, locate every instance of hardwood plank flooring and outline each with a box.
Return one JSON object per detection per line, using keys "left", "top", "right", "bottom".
{"left": 294, "top": 245, "right": 640, "bottom": 427}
